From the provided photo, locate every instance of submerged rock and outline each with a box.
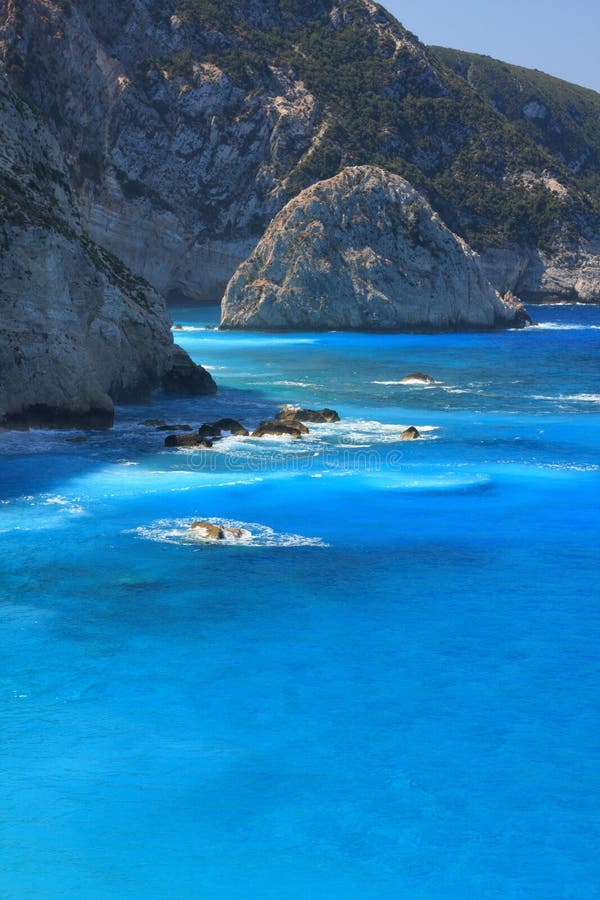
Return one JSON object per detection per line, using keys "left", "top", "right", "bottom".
{"left": 156, "top": 424, "right": 194, "bottom": 432}
{"left": 221, "top": 166, "right": 531, "bottom": 332}
{"left": 277, "top": 407, "right": 340, "bottom": 423}
{"left": 401, "top": 426, "right": 421, "bottom": 441}
{"left": 141, "top": 419, "right": 166, "bottom": 427}
{"left": 251, "top": 420, "right": 305, "bottom": 439}
{"left": 400, "top": 373, "right": 435, "bottom": 385}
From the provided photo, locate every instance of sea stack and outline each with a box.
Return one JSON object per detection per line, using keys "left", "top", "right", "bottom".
{"left": 221, "top": 166, "right": 531, "bottom": 332}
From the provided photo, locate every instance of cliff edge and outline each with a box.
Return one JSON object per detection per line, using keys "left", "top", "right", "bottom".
{"left": 0, "top": 69, "right": 215, "bottom": 426}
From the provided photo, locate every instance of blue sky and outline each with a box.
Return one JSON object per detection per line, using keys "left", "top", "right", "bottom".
{"left": 383, "top": 0, "right": 600, "bottom": 93}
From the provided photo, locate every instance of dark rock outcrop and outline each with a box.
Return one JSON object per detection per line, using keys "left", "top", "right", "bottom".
{"left": 198, "top": 418, "right": 249, "bottom": 438}
{"left": 164, "top": 434, "right": 213, "bottom": 449}
{"left": 161, "top": 346, "right": 217, "bottom": 395}
{"left": 281, "top": 418, "right": 310, "bottom": 435}
{"left": 277, "top": 407, "right": 340, "bottom": 423}
{"left": 251, "top": 420, "right": 305, "bottom": 439}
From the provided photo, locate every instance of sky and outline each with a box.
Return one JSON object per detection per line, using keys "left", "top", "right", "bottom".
{"left": 382, "top": 0, "right": 600, "bottom": 93}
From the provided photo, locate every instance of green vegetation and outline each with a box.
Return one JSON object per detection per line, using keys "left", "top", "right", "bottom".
{"left": 433, "top": 47, "right": 600, "bottom": 204}
{"left": 176, "top": 0, "right": 238, "bottom": 33}
{"left": 109, "top": 2, "right": 600, "bottom": 250}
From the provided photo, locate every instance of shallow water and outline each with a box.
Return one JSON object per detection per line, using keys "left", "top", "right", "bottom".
{"left": 1, "top": 305, "right": 599, "bottom": 898}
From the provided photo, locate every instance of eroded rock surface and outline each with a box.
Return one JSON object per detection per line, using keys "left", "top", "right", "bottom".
{"left": 222, "top": 167, "right": 531, "bottom": 332}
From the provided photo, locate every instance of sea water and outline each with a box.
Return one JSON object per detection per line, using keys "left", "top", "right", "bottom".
{"left": 0, "top": 304, "right": 599, "bottom": 898}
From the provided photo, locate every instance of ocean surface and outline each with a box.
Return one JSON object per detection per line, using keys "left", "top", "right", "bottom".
{"left": 1, "top": 304, "right": 599, "bottom": 898}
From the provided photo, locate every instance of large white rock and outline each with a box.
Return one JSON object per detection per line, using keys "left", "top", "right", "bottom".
{"left": 221, "top": 166, "right": 530, "bottom": 331}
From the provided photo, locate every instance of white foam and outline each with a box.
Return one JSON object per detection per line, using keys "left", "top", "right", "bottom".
{"left": 42, "top": 495, "right": 86, "bottom": 514}
{"left": 171, "top": 325, "right": 215, "bottom": 332}
{"left": 535, "top": 322, "right": 600, "bottom": 331}
{"left": 538, "top": 463, "right": 599, "bottom": 472}
{"left": 531, "top": 393, "right": 600, "bottom": 403}
{"left": 563, "top": 394, "right": 600, "bottom": 403}
{"left": 343, "top": 419, "right": 440, "bottom": 444}
{"left": 128, "top": 518, "right": 328, "bottom": 548}
{"left": 372, "top": 379, "right": 437, "bottom": 387}
{"left": 441, "top": 387, "right": 479, "bottom": 395}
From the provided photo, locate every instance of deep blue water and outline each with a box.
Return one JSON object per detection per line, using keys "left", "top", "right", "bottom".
{"left": 1, "top": 304, "right": 599, "bottom": 898}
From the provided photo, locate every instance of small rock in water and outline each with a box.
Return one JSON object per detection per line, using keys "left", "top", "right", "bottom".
{"left": 252, "top": 420, "right": 304, "bottom": 439}
{"left": 190, "top": 521, "right": 246, "bottom": 541}
{"left": 173, "top": 324, "right": 184, "bottom": 330}
{"left": 401, "top": 426, "right": 421, "bottom": 441}
{"left": 164, "top": 434, "right": 213, "bottom": 448}
{"left": 282, "top": 418, "right": 310, "bottom": 434}
{"left": 191, "top": 521, "right": 224, "bottom": 540}
{"left": 277, "top": 406, "right": 340, "bottom": 423}
{"left": 156, "top": 424, "right": 194, "bottom": 432}
{"left": 400, "top": 373, "right": 435, "bottom": 385}
{"left": 198, "top": 418, "right": 249, "bottom": 438}
{"left": 141, "top": 418, "right": 166, "bottom": 427}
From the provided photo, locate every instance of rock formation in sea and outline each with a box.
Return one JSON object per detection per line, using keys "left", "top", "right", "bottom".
{"left": 0, "top": 0, "right": 597, "bottom": 305}
{"left": 221, "top": 167, "right": 531, "bottom": 331}
{"left": 0, "top": 70, "right": 214, "bottom": 426}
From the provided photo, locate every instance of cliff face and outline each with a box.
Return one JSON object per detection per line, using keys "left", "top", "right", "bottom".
{"left": 0, "top": 68, "right": 213, "bottom": 425}
{"left": 0, "top": 0, "right": 323, "bottom": 301}
{"left": 434, "top": 47, "right": 600, "bottom": 302}
{"left": 1, "top": 0, "right": 598, "bottom": 305}
{"left": 221, "top": 166, "right": 530, "bottom": 331}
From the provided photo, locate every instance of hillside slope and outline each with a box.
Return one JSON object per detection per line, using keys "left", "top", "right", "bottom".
{"left": 0, "top": 0, "right": 598, "bottom": 304}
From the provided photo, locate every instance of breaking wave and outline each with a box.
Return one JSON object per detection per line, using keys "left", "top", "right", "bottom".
{"left": 128, "top": 518, "right": 328, "bottom": 548}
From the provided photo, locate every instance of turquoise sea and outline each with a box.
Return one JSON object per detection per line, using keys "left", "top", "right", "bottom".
{"left": 1, "top": 304, "right": 599, "bottom": 898}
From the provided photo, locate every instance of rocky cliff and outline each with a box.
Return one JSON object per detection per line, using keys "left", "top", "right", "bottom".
{"left": 0, "top": 68, "right": 214, "bottom": 426}
{"left": 221, "top": 167, "right": 530, "bottom": 331}
{"left": 1, "top": 0, "right": 598, "bottom": 305}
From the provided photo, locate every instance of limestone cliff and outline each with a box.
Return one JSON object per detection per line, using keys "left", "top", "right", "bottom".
{"left": 0, "top": 69, "right": 214, "bottom": 425}
{"left": 1, "top": 0, "right": 598, "bottom": 305}
{"left": 221, "top": 167, "right": 530, "bottom": 331}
